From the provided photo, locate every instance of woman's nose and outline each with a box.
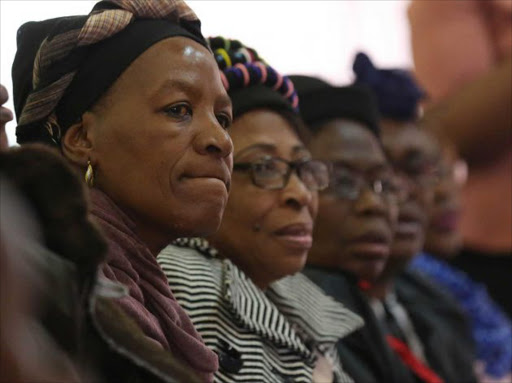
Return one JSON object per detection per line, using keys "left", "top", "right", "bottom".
{"left": 280, "top": 172, "right": 313, "bottom": 209}
{"left": 195, "top": 117, "right": 233, "bottom": 159}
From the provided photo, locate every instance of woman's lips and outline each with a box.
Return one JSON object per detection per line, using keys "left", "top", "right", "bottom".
{"left": 349, "top": 232, "right": 391, "bottom": 259}
{"left": 395, "top": 209, "right": 423, "bottom": 238}
{"left": 396, "top": 220, "right": 422, "bottom": 237}
{"left": 273, "top": 223, "right": 313, "bottom": 250}
{"left": 180, "top": 171, "right": 231, "bottom": 192}
{"left": 431, "top": 210, "right": 460, "bottom": 232}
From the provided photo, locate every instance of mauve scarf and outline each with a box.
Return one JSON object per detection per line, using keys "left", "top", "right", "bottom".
{"left": 89, "top": 189, "right": 218, "bottom": 383}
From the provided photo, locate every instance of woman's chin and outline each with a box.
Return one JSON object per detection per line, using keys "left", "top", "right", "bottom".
{"left": 174, "top": 209, "right": 224, "bottom": 239}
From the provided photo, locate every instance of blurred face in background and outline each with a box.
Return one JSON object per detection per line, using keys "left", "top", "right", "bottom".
{"left": 307, "top": 120, "right": 399, "bottom": 282}
{"left": 425, "top": 145, "right": 466, "bottom": 258}
{"left": 380, "top": 119, "right": 440, "bottom": 267}
{"left": 210, "top": 109, "right": 325, "bottom": 289}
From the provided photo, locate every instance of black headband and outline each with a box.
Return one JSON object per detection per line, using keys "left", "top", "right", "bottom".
{"left": 229, "top": 84, "right": 295, "bottom": 119}
{"left": 57, "top": 20, "right": 206, "bottom": 130}
{"left": 12, "top": 0, "right": 207, "bottom": 145}
{"left": 289, "top": 75, "right": 380, "bottom": 136}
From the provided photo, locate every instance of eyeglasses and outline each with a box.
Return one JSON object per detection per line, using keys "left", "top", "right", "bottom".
{"left": 328, "top": 165, "right": 405, "bottom": 202}
{"left": 392, "top": 153, "right": 441, "bottom": 188}
{"left": 233, "top": 156, "right": 330, "bottom": 191}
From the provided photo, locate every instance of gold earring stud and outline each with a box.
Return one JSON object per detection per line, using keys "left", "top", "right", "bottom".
{"left": 85, "top": 160, "right": 95, "bottom": 187}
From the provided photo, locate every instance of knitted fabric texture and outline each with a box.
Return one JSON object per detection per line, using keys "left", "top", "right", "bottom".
{"left": 410, "top": 253, "right": 512, "bottom": 379}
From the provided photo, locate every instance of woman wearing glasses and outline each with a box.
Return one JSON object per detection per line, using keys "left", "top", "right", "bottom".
{"left": 289, "top": 75, "right": 417, "bottom": 383}
{"left": 158, "top": 38, "right": 363, "bottom": 383}
{"left": 354, "top": 53, "right": 478, "bottom": 383}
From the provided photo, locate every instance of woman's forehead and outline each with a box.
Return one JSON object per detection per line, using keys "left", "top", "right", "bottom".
{"left": 230, "top": 110, "right": 303, "bottom": 156}
{"left": 112, "top": 37, "right": 214, "bottom": 94}
{"left": 308, "top": 120, "right": 385, "bottom": 164}
{"left": 382, "top": 125, "right": 440, "bottom": 160}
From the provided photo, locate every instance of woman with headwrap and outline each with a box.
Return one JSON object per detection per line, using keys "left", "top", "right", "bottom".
{"left": 288, "top": 74, "right": 419, "bottom": 383}
{"left": 353, "top": 52, "right": 480, "bottom": 383}
{"left": 12, "top": 1, "right": 233, "bottom": 381}
{"left": 158, "top": 37, "right": 363, "bottom": 383}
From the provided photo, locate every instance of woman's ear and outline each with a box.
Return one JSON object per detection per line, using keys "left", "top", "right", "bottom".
{"left": 61, "top": 112, "right": 96, "bottom": 166}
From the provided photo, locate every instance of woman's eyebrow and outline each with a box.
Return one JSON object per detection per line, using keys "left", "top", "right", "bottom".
{"left": 151, "top": 78, "right": 200, "bottom": 101}
{"left": 216, "top": 93, "right": 232, "bottom": 111}
{"left": 234, "top": 143, "right": 277, "bottom": 159}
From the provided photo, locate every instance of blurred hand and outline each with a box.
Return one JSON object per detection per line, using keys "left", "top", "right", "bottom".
{"left": 1, "top": 84, "right": 14, "bottom": 150}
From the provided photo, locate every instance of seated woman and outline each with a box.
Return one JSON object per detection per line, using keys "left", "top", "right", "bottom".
{"left": 289, "top": 74, "right": 417, "bottom": 383}
{"left": 12, "top": 1, "right": 233, "bottom": 381}
{"left": 409, "top": 146, "right": 512, "bottom": 382}
{"left": 158, "top": 37, "right": 363, "bottom": 383}
{"left": 354, "top": 52, "right": 478, "bottom": 383}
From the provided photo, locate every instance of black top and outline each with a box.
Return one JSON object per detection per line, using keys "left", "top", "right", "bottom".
{"left": 450, "top": 247, "right": 512, "bottom": 319}
{"left": 396, "top": 270, "right": 478, "bottom": 383}
{"left": 303, "top": 266, "right": 417, "bottom": 383}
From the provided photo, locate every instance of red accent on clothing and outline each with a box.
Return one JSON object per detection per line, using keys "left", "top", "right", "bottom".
{"left": 387, "top": 335, "right": 444, "bottom": 383}
{"left": 357, "top": 279, "right": 372, "bottom": 291}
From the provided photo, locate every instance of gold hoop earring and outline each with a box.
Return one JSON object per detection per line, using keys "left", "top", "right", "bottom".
{"left": 85, "top": 160, "right": 95, "bottom": 187}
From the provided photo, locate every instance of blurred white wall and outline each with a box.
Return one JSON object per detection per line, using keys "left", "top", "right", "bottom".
{"left": 0, "top": 0, "right": 412, "bottom": 145}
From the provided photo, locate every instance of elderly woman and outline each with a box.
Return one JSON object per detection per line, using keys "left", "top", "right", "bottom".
{"left": 12, "top": 1, "right": 233, "bottom": 381}
{"left": 288, "top": 74, "right": 416, "bottom": 383}
{"left": 409, "top": 145, "right": 512, "bottom": 382}
{"left": 353, "top": 52, "right": 478, "bottom": 383}
{"left": 158, "top": 38, "right": 363, "bottom": 383}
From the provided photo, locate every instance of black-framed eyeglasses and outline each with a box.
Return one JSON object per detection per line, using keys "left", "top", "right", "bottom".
{"left": 327, "top": 164, "right": 406, "bottom": 202}
{"left": 233, "top": 156, "right": 330, "bottom": 191}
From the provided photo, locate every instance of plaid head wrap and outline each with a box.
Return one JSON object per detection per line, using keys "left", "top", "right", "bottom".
{"left": 13, "top": 0, "right": 207, "bottom": 146}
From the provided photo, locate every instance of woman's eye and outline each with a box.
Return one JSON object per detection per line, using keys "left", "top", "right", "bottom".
{"left": 254, "top": 160, "right": 281, "bottom": 177}
{"left": 381, "top": 179, "right": 396, "bottom": 193}
{"left": 216, "top": 113, "right": 232, "bottom": 130}
{"left": 336, "top": 176, "right": 356, "bottom": 188}
{"left": 164, "top": 104, "right": 192, "bottom": 119}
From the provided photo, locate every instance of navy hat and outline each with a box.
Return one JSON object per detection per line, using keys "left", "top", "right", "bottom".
{"left": 353, "top": 52, "right": 426, "bottom": 121}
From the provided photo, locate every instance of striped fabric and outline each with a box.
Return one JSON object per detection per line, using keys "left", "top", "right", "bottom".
{"left": 158, "top": 241, "right": 363, "bottom": 383}
{"left": 19, "top": 0, "right": 198, "bottom": 141}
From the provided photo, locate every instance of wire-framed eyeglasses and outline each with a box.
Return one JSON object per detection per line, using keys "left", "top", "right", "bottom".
{"left": 328, "top": 164, "right": 406, "bottom": 202}
{"left": 233, "top": 156, "right": 330, "bottom": 191}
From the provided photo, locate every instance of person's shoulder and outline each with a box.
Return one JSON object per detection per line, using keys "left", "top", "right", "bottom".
{"left": 159, "top": 241, "right": 222, "bottom": 268}
{"left": 271, "top": 272, "right": 364, "bottom": 337}
{"left": 302, "top": 266, "right": 358, "bottom": 303}
{"left": 397, "top": 269, "right": 447, "bottom": 300}
{"left": 397, "top": 269, "right": 468, "bottom": 321}
{"left": 158, "top": 240, "right": 224, "bottom": 290}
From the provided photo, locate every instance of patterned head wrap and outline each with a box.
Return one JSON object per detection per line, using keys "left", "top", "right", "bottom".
{"left": 353, "top": 52, "right": 426, "bottom": 122}
{"left": 13, "top": 0, "right": 206, "bottom": 146}
{"left": 289, "top": 74, "right": 381, "bottom": 137}
{"left": 208, "top": 36, "right": 299, "bottom": 118}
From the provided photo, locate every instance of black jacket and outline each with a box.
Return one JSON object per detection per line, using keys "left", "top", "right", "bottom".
{"left": 303, "top": 266, "right": 417, "bottom": 383}
{"left": 395, "top": 270, "right": 477, "bottom": 383}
